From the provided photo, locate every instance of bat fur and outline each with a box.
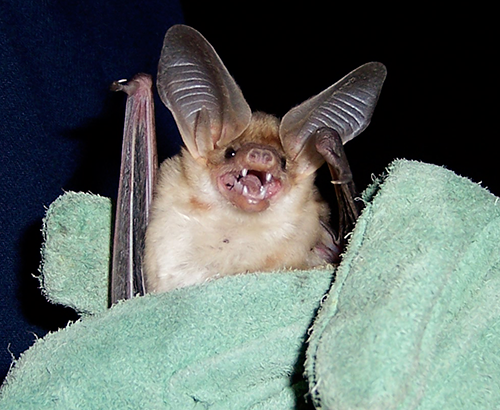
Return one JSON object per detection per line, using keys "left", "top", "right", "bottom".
{"left": 145, "top": 112, "right": 333, "bottom": 292}
{"left": 143, "top": 25, "right": 385, "bottom": 293}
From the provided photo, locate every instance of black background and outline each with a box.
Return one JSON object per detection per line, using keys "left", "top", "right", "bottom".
{"left": 0, "top": 1, "right": 496, "bottom": 382}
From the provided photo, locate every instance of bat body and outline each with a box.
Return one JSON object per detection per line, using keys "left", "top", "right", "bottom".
{"left": 112, "top": 25, "right": 386, "bottom": 295}
{"left": 145, "top": 112, "right": 334, "bottom": 292}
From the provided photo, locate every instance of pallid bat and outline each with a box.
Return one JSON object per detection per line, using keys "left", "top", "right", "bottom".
{"left": 110, "top": 24, "right": 386, "bottom": 300}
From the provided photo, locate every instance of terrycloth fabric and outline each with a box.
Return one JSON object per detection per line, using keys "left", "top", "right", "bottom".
{"left": 306, "top": 160, "right": 500, "bottom": 409}
{"left": 0, "top": 269, "right": 334, "bottom": 409}
{"left": 1, "top": 160, "right": 500, "bottom": 409}
{"left": 41, "top": 192, "right": 112, "bottom": 315}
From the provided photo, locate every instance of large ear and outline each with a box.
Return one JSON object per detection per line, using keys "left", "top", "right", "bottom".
{"left": 279, "top": 62, "right": 387, "bottom": 175}
{"left": 157, "top": 25, "right": 252, "bottom": 159}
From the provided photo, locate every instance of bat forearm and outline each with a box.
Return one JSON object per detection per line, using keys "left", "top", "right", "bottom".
{"left": 110, "top": 74, "right": 157, "bottom": 304}
{"left": 315, "top": 127, "right": 361, "bottom": 245}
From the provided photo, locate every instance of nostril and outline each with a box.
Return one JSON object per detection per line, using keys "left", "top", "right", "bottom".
{"left": 262, "top": 152, "right": 273, "bottom": 164}
{"left": 248, "top": 150, "right": 259, "bottom": 162}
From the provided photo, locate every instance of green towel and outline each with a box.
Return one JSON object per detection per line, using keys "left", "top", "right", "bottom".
{"left": 1, "top": 159, "right": 500, "bottom": 409}
{"left": 306, "top": 160, "right": 500, "bottom": 409}
{"left": 40, "top": 191, "right": 111, "bottom": 315}
{"left": 0, "top": 269, "right": 333, "bottom": 409}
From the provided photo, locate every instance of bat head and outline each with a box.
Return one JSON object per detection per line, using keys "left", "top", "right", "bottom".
{"left": 157, "top": 25, "right": 386, "bottom": 213}
{"left": 205, "top": 113, "right": 287, "bottom": 212}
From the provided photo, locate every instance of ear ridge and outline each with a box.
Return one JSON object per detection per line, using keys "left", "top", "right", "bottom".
{"left": 279, "top": 62, "right": 387, "bottom": 164}
{"left": 193, "top": 106, "right": 213, "bottom": 156}
{"left": 157, "top": 25, "right": 252, "bottom": 159}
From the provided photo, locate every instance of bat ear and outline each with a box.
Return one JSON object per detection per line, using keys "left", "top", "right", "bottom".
{"left": 157, "top": 25, "right": 252, "bottom": 159}
{"left": 279, "top": 62, "right": 387, "bottom": 176}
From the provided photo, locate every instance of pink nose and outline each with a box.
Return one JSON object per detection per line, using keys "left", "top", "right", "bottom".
{"left": 246, "top": 148, "right": 275, "bottom": 166}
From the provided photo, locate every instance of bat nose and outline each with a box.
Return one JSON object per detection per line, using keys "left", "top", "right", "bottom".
{"left": 246, "top": 148, "right": 276, "bottom": 166}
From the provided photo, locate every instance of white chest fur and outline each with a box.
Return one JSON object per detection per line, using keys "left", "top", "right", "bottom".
{"left": 144, "top": 155, "right": 325, "bottom": 293}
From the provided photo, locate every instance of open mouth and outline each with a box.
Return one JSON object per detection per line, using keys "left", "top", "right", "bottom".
{"left": 218, "top": 168, "right": 282, "bottom": 211}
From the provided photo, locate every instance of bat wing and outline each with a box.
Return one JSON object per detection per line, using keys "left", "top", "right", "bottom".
{"left": 279, "top": 62, "right": 387, "bottom": 175}
{"left": 110, "top": 74, "right": 157, "bottom": 304}
{"left": 157, "top": 25, "right": 252, "bottom": 159}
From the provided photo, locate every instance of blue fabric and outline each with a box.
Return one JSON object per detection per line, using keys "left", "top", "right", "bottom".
{"left": 0, "top": 0, "right": 183, "bottom": 381}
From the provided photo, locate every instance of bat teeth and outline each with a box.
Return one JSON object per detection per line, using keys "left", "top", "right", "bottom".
{"left": 241, "top": 168, "right": 248, "bottom": 177}
{"left": 259, "top": 185, "right": 267, "bottom": 199}
{"left": 240, "top": 182, "right": 268, "bottom": 200}
{"left": 265, "top": 172, "right": 272, "bottom": 182}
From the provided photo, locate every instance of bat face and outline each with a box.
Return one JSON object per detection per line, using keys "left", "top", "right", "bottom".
{"left": 207, "top": 114, "right": 288, "bottom": 213}
{"left": 143, "top": 24, "right": 386, "bottom": 293}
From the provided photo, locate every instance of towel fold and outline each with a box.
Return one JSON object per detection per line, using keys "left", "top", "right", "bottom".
{"left": 306, "top": 160, "right": 500, "bottom": 409}
{"left": 2, "top": 160, "right": 500, "bottom": 409}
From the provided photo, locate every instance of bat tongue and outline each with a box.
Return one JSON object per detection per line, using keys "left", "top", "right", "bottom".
{"left": 217, "top": 170, "right": 281, "bottom": 212}
{"left": 239, "top": 174, "right": 263, "bottom": 197}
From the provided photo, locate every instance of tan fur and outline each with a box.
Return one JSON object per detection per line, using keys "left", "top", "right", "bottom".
{"left": 144, "top": 113, "right": 330, "bottom": 293}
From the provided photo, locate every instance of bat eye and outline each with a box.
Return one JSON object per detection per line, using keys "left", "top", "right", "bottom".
{"left": 281, "top": 157, "right": 287, "bottom": 170}
{"left": 224, "top": 147, "right": 237, "bottom": 159}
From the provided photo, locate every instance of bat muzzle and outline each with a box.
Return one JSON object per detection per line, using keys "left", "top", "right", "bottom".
{"left": 217, "top": 166, "right": 283, "bottom": 212}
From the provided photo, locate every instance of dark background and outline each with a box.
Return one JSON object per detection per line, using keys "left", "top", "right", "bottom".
{"left": 0, "top": 1, "right": 496, "bottom": 382}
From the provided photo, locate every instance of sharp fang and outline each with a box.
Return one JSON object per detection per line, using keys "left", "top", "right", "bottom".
{"left": 265, "top": 172, "right": 272, "bottom": 182}
{"left": 242, "top": 185, "right": 249, "bottom": 196}
{"left": 259, "top": 185, "right": 267, "bottom": 199}
{"left": 241, "top": 168, "right": 248, "bottom": 177}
